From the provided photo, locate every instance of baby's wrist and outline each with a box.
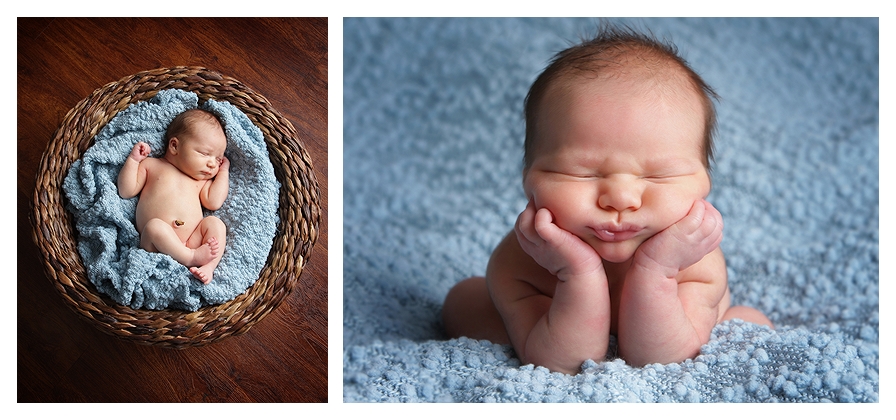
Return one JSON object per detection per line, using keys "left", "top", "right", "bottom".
{"left": 632, "top": 250, "right": 679, "bottom": 279}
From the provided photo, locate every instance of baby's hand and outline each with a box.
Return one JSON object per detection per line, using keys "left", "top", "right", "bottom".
{"left": 635, "top": 199, "right": 723, "bottom": 277}
{"left": 515, "top": 201, "right": 603, "bottom": 281}
{"left": 217, "top": 156, "right": 230, "bottom": 172}
{"left": 129, "top": 142, "right": 151, "bottom": 162}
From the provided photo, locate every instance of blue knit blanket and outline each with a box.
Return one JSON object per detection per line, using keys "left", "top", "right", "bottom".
{"left": 63, "top": 89, "right": 280, "bottom": 311}
{"left": 342, "top": 18, "right": 878, "bottom": 402}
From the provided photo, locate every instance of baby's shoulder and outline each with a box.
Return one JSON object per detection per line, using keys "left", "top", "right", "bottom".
{"left": 139, "top": 156, "right": 162, "bottom": 167}
{"left": 141, "top": 156, "right": 176, "bottom": 172}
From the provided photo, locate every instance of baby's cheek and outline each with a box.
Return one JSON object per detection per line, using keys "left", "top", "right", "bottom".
{"left": 646, "top": 189, "right": 693, "bottom": 227}
{"left": 547, "top": 201, "right": 591, "bottom": 233}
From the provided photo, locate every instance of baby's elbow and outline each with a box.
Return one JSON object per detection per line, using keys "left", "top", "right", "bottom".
{"left": 202, "top": 198, "right": 225, "bottom": 211}
{"left": 623, "top": 339, "right": 703, "bottom": 367}
{"left": 201, "top": 191, "right": 228, "bottom": 211}
{"left": 521, "top": 353, "right": 580, "bottom": 375}
{"left": 117, "top": 187, "right": 136, "bottom": 199}
{"left": 520, "top": 345, "right": 589, "bottom": 375}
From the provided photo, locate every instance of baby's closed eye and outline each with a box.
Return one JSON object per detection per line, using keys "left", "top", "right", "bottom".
{"left": 544, "top": 170, "right": 600, "bottom": 180}
{"left": 641, "top": 171, "right": 694, "bottom": 182}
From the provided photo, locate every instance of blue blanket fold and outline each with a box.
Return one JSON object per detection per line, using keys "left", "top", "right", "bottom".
{"left": 343, "top": 18, "right": 878, "bottom": 402}
{"left": 64, "top": 89, "right": 280, "bottom": 311}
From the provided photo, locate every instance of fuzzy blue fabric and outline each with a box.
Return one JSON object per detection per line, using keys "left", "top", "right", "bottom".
{"left": 342, "top": 18, "right": 879, "bottom": 402}
{"left": 63, "top": 89, "right": 280, "bottom": 311}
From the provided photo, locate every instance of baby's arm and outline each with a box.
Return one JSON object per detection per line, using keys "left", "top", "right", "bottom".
{"left": 490, "top": 201, "right": 611, "bottom": 374}
{"left": 617, "top": 199, "right": 727, "bottom": 366}
{"left": 200, "top": 156, "right": 230, "bottom": 210}
{"left": 117, "top": 142, "right": 151, "bottom": 199}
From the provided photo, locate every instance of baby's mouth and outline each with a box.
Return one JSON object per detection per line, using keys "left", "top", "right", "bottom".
{"left": 592, "top": 224, "right": 642, "bottom": 242}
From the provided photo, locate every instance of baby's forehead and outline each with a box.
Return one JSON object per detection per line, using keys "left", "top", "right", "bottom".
{"left": 187, "top": 119, "right": 225, "bottom": 138}
{"left": 186, "top": 122, "right": 226, "bottom": 143}
{"left": 535, "top": 74, "right": 708, "bottom": 157}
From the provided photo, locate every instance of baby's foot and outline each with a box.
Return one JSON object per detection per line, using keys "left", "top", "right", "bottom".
{"left": 189, "top": 237, "right": 221, "bottom": 284}
{"left": 190, "top": 265, "right": 215, "bottom": 284}
{"left": 190, "top": 237, "right": 220, "bottom": 267}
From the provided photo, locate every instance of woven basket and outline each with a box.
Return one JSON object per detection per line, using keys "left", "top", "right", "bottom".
{"left": 30, "top": 66, "right": 321, "bottom": 349}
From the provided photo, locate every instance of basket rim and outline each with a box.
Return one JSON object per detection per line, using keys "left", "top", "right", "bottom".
{"left": 30, "top": 66, "right": 321, "bottom": 348}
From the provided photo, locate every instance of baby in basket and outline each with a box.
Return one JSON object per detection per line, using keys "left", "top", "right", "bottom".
{"left": 117, "top": 108, "right": 229, "bottom": 284}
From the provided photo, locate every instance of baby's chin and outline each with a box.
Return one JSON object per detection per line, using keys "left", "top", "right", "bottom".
{"left": 588, "top": 239, "right": 643, "bottom": 264}
{"left": 192, "top": 172, "right": 217, "bottom": 181}
{"left": 598, "top": 250, "right": 637, "bottom": 264}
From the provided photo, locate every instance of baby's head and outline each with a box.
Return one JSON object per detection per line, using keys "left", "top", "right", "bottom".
{"left": 521, "top": 25, "right": 721, "bottom": 263}
{"left": 523, "top": 24, "right": 719, "bottom": 174}
{"left": 165, "top": 108, "right": 225, "bottom": 145}
{"left": 164, "top": 109, "right": 227, "bottom": 180}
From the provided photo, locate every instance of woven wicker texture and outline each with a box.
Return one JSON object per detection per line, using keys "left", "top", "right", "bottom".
{"left": 30, "top": 66, "right": 321, "bottom": 348}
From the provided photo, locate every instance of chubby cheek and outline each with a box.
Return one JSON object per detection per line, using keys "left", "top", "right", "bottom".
{"left": 643, "top": 185, "right": 707, "bottom": 230}
{"left": 527, "top": 181, "right": 596, "bottom": 233}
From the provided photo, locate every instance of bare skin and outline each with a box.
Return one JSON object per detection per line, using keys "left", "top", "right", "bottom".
{"left": 442, "top": 70, "right": 772, "bottom": 374}
{"left": 117, "top": 118, "right": 229, "bottom": 284}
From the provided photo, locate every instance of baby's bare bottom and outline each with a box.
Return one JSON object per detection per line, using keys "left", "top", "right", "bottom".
{"left": 139, "top": 216, "right": 226, "bottom": 284}
{"left": 442, "top": 276, "right": 773, "bottom": 347}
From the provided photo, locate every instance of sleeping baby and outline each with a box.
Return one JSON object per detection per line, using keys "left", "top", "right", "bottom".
{"left": 117, "top": 108, "right": 229, "bottom": 284}
{"left": 442, "top": 25, "right": 773, "bottom": 373}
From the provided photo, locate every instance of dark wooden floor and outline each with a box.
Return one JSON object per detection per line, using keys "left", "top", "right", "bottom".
{"left": 17, "top": 18, "right": 328, "bottom": 402}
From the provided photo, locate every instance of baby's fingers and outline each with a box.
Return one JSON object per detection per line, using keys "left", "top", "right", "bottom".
{"left": 675, "top": 199, "right": 707, "bottom": 234}
{"left": 532, "top": 207, "right": 563, "bottom": 245}
{"left": 679, "top": 200, "right": 723, "bottom": 245}
{"left": 702, "top": 201, "right": 723, "bottom": 228}
{"left": 699, "top": 201, "right": 724, "bottom": 244}
{"left": 514, "top": 201, "right": 541, "bottom": 246}
{"left": 129, "top": 142, "right": 151, "bottom": 161}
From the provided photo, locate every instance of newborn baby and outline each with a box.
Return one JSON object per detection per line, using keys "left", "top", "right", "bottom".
{"left": 117, "top": 108, "right": 230, "bottom": 284}
{"left": 442, "top": 26, "right": 773, "bottom": 373}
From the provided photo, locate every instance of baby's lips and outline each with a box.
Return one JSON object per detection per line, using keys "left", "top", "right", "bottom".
{"left": 592, "top": 225, "right": 642, "bottom": 242}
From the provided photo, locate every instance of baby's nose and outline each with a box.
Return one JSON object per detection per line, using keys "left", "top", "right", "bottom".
{"left": 597, "top": 179, "right": 643, "bottom": 212}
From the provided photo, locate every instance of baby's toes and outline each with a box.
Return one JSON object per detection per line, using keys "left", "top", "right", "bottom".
{"left": 190, "top": 267, "right": 211, "bottom": 284}
{"left": 207, "top": 237, "right": 220, "bottom": 253}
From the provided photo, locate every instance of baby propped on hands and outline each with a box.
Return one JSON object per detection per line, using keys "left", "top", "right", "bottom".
{"left": 442, "top": 26, "right": 773, "bottom": 374}
{"left": 117, "top": 109, "right": 229, "bottom": 284}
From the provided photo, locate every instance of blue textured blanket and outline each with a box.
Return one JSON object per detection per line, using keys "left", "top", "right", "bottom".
{"left": 342, "top": 18, "right": 878, "bottom": 402}
{"left": 64, "top": 89, "right": 280, "bottom": 311}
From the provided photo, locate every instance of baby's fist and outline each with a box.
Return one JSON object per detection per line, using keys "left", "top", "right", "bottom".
{"left": 129, "top": 142, "right": 151, "bottom": 162}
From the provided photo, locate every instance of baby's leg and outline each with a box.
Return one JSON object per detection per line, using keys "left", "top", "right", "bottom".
{"left": 140, "top": 218, "right": 219, "bottom": 268}
{"left": 722, "top": 306, "right": 774, "bottom": 329}
{"left": 185, "top": 216, "right": 226, "bottom": 284}
{"left": 442, "top": 276, "right": 510, "bottom": 344}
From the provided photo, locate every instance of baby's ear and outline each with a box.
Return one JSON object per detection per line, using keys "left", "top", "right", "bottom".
{"left": 168, "top": 137, "right": 179, "bottom": 154}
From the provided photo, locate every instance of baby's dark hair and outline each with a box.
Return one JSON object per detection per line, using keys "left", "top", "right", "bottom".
{"left": 523, "top": 23, "right": 719, "bottom": 172}
{"left": 165, "top": 108, "right": 224, "bottom": 142}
